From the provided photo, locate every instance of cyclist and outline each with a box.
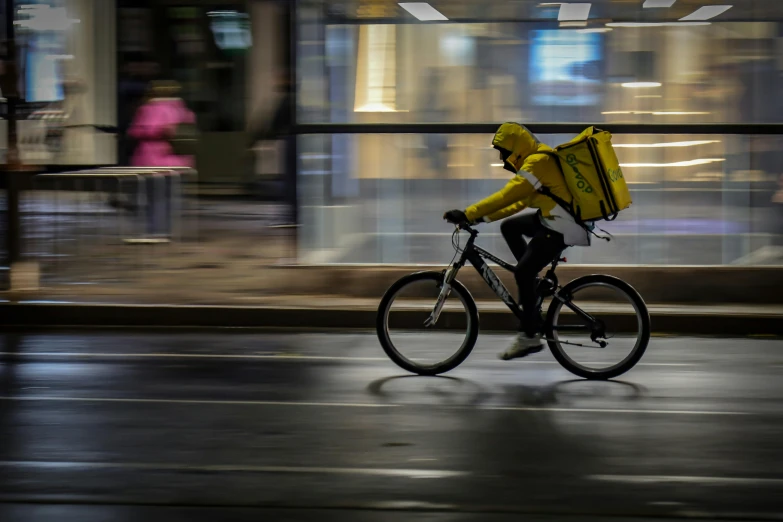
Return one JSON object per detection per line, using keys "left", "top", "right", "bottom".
{"left": 443, "top": 123, "right": 590, "bottom": 360}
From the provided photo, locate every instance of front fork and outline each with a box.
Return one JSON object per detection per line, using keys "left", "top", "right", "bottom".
{"left": 423, "top": 265, "right": 459, "bottom": 327}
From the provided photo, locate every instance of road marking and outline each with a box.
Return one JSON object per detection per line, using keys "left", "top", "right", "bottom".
{"left": 0, "top": 396, "right": 753, "bottom": 416}
{"left": 0, "top": 352, "right": 694, "bottom": 367}
{"left": 364, "top": 501, "right": 459, "bottom": 510}
{"left": 0, "top": 352, "right": 389, "bottom": 362}
{"left": 525, "top": 361, "right": 694, "bottom": 367}
{"left": 486, "top": 407, "right": 749, "bottom": 416}
{"left": 0, "top": 460, "right": 466, "bottom": 479}
{"left": 0, "top": 396, "right": 395, "bottom": 409}
{"left": 589, "top": 474, "right": 783, "bottom": 486}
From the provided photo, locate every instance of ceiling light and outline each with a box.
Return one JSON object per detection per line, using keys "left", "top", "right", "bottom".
{"left": 621, "top": 158, "right": 725, "bottom": 168}
{"left": 560, "top": 21, "right": 588, "bottom": 27}
{"left": 577, "top": 27, "right": 612, "bottom": 33}
{"left": 643, "top": 0, "right": 677, "bottom": 7}
{"left": 652, "top": 111, "right": 710, "bottom": 115}
{"left": 558, "top": 3, "right": 592, "bottom": 21}
{"left": 354, "top": 104, "right": 398, "bottom": 113}
{"left": 602, "top": 109, "right": 710, "bottom": 115}
{"left": 398, "top": 3, "right": 448, "bottom": 21}
{"left": 614, "top": 140, "right": 720, "bottom": 148}
{"left": 680, "top": 5, "right": 732, "bottom": 21}
{"left": 602, "top": 111, "right": 653, "bottom": 115}
{"left": 621, "top": 82, "right": 662, "bottom": 88}
{"left": 607, "top": 22, "right": 711, "bottom": 27}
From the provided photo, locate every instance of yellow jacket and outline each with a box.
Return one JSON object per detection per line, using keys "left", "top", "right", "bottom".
{"left": 465, "top": 123, "right": 573, "bottom": 223}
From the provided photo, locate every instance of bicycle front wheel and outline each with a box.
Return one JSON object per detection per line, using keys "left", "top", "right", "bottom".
{"left": 377, "top": 271, "right": 479, "bottom": 376}
{"left": 546, "top": 275, "right": 650, "bottom": 380}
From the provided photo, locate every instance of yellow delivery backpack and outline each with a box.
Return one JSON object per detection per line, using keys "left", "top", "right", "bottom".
{"left": 548, "top": 127, "right": 632, "bottom": 222}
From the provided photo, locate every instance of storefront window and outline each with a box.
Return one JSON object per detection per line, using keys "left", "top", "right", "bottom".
{"left": 297, "top": 1, "right": 783, "bottom": 125}
{"left": 295, "top": 0, "right": 783, "bottom": 266}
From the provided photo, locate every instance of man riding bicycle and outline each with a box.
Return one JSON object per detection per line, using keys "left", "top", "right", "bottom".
{"left": 444, "top": 123, "right": 590, "bottom": 361}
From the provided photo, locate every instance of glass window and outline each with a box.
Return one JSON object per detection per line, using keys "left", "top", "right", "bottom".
{"left": 297, "top": 133, "right": 783, "bottom": 265}
{"left": 295, "top": 1, "right": 783, "bottom": 266}
{"left": 297, "top": 1, "right": 783, "bottom": 124}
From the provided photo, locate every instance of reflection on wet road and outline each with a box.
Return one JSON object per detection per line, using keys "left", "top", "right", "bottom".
{"left": 0, "top": 332, "right": 782, "bottom": 521}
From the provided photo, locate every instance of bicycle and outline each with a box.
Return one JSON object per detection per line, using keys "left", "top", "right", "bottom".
{"left": 376, "top": 222, "right": 650, "bottom": 380}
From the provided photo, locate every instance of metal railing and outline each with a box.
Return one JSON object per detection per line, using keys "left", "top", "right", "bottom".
{"left": 24, "top": 167, "right": 197, "bottom": 286}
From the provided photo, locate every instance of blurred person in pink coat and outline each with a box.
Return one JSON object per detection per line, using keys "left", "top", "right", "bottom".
{"left": 129, "top": 80, "right": 196, "bottom": 168}
{"left": 127, "top": 81, "right": 196, "bottom": 240}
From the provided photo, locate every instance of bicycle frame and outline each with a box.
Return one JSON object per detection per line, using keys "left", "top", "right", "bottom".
{"left": 451, "top": 227, "right": 524, "bottom": 321}
{"left": 428, "top": 225, "right": 600, "bottom": 333}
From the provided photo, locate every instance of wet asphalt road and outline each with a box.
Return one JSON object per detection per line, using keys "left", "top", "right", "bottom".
{"left": 0, "top": 331, "right": 782, "bottom": 521}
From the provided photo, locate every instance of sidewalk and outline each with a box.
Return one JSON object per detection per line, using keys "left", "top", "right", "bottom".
{"left": 9, "top": 200, "right": 297, "bottom": 303}
{"left": 3, "top": 200, "right": 782, "bottom": 334}
{"left": 1, "top": 298, "right": 781, "bottom": 335}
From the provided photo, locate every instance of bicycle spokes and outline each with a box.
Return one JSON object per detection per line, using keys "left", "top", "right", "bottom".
{"left": 548, "top": 280, "right": 646, "bottom": 374}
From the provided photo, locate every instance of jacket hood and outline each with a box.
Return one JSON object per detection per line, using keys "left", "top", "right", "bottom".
{"left": 492, "top": 122, "right": 546, "bottom": 173}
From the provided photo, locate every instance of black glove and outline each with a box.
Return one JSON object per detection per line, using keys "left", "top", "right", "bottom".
{"left": 443, "top": 209, "right": 468, "bottom": 225}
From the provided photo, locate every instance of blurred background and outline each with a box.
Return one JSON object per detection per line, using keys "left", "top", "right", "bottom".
{"left": 0, "top": 0, "right": 782, "bottom": 298}
{"left": 2, "top": 4, "right": 783, "bottom": 521}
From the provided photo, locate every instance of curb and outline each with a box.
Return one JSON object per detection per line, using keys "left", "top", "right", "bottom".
{"left": 0, "top": 303, "right": 781, "bottom": 336}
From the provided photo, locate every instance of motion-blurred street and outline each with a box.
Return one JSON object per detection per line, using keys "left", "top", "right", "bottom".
{"left": 2, "top": 0, "right": 783, "bottom": 520}
{"left": 0, "top": 332, "right": 781, "bottom": 521}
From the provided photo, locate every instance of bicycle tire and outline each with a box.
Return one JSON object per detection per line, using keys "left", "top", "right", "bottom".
{"left": 376, "top": 271, "right": 480, "bottom": 376}
{"left": 545, "top": 274, "right": 651, "bottom": 380}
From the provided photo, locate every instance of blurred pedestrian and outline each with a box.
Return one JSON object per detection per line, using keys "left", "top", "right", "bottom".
{"left": 118, "top": 58, "right": 160, "bottom": 166}
{"left": 127, "top": 80, "right": 196, "bottom": 240}
{"left": 129, "top": 80, "right": 196, "bottom": 168}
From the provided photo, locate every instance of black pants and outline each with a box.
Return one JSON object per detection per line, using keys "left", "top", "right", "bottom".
{"left": 500, "top": 211, "right": 567, "bottom": 335}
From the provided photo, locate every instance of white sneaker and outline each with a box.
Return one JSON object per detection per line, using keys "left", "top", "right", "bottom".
{"left": 499, "top": 334, "right": 544, "bottom": 361}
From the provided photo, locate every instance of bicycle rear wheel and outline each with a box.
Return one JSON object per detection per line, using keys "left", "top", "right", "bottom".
{"left": 545, "top": 275, "right": 650, "bottom": 380}
{"left": 377, "top": 271, "right": 479, "bottom": 376}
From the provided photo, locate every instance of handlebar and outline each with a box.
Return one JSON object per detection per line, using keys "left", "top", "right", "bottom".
{"left": 448, "top": 220, "right": 478, "bottom": 235}
{"left": 443, "top": 211, "right": 479, "bottom": 234}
